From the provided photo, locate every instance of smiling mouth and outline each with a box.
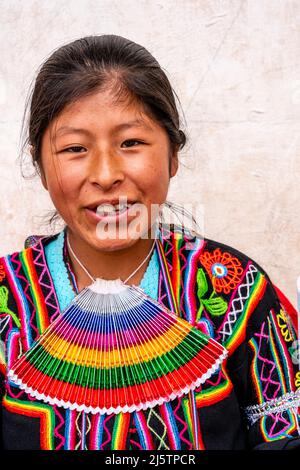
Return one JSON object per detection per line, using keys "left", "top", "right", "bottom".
{"left": 84, "top": 202, "right": 138, "bottom": 223}
{"left": 95, "top": 203, "right": 134, "bottom": 216}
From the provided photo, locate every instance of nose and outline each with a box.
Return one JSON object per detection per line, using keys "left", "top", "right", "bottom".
{"left": 88, "top": 151, "right": 125, "bottom": 190}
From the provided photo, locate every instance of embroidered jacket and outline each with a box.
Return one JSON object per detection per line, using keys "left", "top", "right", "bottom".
{"left": 0, "top": 224, "right": 299, "bottom": 450}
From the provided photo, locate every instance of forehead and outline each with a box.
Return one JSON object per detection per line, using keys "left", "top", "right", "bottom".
{"left": 49, "top": 89, "right": 158, "bottom": 135}
{"left": 54, "top": 119, "right": 154, "bottom": 139}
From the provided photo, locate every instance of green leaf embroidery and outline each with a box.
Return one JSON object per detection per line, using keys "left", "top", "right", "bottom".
{"left": 0, "top": 286, "right": 21, "bottom": 328}
{"left": 196, "top": 268, "right": 228, "bottom": 320}
{"left": 197, "top": 268, "right": 208, "bottom": 298}
{"left": 202, "top": 292, "right": 228, "bottom": 317}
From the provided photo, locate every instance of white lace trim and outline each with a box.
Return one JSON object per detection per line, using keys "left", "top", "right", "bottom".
{"left": 244, "top": 389, "right": 300, "bottom": 425}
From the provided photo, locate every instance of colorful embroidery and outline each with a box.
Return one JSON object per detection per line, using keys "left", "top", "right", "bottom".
{"left": 217, "top": 264, "right": 267, "bottom": 352}
{"left": 247, "top": 313, "right": 300, "bottom": 442}
{"left": 259, "top": 409, "right": 298, "bottom": 442}
{"left": 3, "top": 395, "right": 55, "bottom": 450}
{"left": 0, "top": 262, "right": 5, "bottom": 282}
{"left": 194, "top": 367, "right": 233, "bottom": 408}
{"left": 1, "top": 226, "right": 300, "bottom": 449}
{"left": 183, "top": 236, "right": 205, "bottom": 324}
{"left": 249, "top": 320, "right": 283, "bottom": 404}
{"left": 276, "top": 309, "right": 295, "bottom": 343}
{"left": 146, "top": 407, "right": 170, "bottom": 450}
{"left": 199, "top": 248, "right": 244, "bottom": 294}
{"left": 133, "top": 410, "right": 155, "bottom": 450}
{"left": 268, "top": 312, "right": 296, "bottom": 394}
{"left": 196, "top": 268, "right": 228, "bottom": 320}
{"left": 0, "top": 286, "right": 20, "bottom": 328}
{"left": 244, "top": 390, "right": 300, "bottom": 424}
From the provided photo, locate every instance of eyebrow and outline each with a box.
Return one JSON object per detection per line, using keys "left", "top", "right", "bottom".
{"left": 55, "top": 119, "right": 154, "bottom": 137}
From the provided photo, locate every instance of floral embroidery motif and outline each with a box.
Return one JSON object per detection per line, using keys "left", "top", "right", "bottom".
{"left": 199, "top": 248, "right": 244, "bottom": 294}
{"left": 211, "top": 263, "right": 228, "bottom": 278}
{"left": 196, "top": 268, "right": 228, "bottom": 320}
{"left": 0, "top": 262, "right": 5, "bottom": 282}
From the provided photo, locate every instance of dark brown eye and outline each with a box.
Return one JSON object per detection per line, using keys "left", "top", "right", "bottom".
{"left": 121, "top": 140, "right": 144, "bottom": 148}
{"left": 63, "top": 146, "right": 86, "bottom": 153}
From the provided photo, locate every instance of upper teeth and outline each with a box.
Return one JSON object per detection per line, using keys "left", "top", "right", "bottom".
{"left": 96, "top": 203, "right": 131, "bottom": 214}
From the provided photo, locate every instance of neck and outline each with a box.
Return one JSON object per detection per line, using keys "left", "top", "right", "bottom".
{"left": 66, "top": 226, "right": 158, "bottom": 290}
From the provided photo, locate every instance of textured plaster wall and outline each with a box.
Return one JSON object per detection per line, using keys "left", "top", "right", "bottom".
{"left": 0, "top": 0, "right": 299, "bottom": 306}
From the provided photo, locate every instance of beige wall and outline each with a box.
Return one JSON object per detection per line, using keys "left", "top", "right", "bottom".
{"left": 1, "top": 0, "right": 299, "bottom": 306}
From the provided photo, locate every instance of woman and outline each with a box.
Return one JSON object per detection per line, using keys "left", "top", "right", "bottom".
{"left": 0, "top": 34, "right": 299, "bottom": 450}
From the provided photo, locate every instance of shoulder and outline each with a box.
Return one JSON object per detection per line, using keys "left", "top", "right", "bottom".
{"left": 0, "top": 231, "right": 61, "bottom": 302}
{"left": 167, "top": 224, "right": 271, "bottom": 280}
{"left": 0, "top": 232, "right": 61, "bottom": 261}
{"left": 193, "top": 235, "right": 281, "bottom": 351}
{"left": 162, "top": 224, "right": 278, "bottom": 317}
{"left": 0, "top": 232, "right": 62, "bottom": 347}
{"left": 199, "top": 237, "right": 271, "bottom": 279}
{"left": 198, "top": 235, "right": 276, "bottom": 299}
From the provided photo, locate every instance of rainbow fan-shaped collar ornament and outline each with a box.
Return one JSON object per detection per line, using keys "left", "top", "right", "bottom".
{"left": 8, "top": 278, "right": 228, "bottom": 415}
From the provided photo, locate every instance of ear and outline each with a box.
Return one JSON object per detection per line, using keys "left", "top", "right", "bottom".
{"left": 169, "top": 149, "right": 179, "bottom": 178}
{"left": 40, "top": 171, "right": 48, "bottom": 190}
{"left": 39, "top": 165, "right": 48, "bottom": 190}
{"left": 30, "top": 145, "right": 48, "bottom": 191}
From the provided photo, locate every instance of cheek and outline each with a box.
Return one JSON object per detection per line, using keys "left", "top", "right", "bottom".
{"left": 138, "top": 158, "right": 170, "bottom": 200}
{"left": 132, "top": 146, "right": 170, "bottom": 193}
{"left": 46, "top": 161, "right": 85, "bottom": 200}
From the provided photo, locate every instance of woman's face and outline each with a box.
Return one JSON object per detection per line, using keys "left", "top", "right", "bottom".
{"left": 40, "top": 88, "right": 178, "bottom": 251}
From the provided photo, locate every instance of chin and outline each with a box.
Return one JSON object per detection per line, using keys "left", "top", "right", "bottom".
{"left": 91, "top": 235, "right": 139, "bottom": 252}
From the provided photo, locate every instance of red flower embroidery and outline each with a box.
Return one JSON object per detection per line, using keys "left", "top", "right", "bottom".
{"left": 0, "top": 262, "right": 5, "bottom": 282}
{"left": 199, "top": 248, "right": 244, "bottom": 294}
